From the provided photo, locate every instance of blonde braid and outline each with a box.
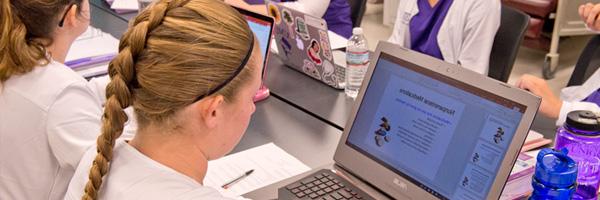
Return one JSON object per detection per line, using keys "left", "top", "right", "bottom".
{"left": 81, "top": 1, "right": 179, "bottom": 199}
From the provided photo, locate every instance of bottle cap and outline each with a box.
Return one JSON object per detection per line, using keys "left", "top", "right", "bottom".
{"left": 533, "top": 148, "right": 578, "bottom": 188}
{"left": 352, "top": 27, "right": 363, "bottom": 35}
{"left": 565, "top": 110, "right": 600, "bottom": 133}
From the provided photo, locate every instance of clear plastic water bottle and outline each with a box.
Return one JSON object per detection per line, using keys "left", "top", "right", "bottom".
{"left": 554, "top": 110, "right": 600, "bottom": 200}
{"left": 529, "top": 148, "right": 578, "bottom": 200}
{"left": 345, "top": 27, "right": 369, "bottom": 99}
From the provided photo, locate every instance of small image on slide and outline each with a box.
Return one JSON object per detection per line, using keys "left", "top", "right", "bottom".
{"left": 374, "top": 117, "right": 392, "bottom": 147}
{"left": 480, "top": 115, "right": 513, "bottom": 148}
{"left": 461, "top": 176, "right": 469, "bottom": 187}
{"left": 493, "top": 127, "right": 504, "bottom": 144}
{"left": 472, "top": 153, "right": 480, "bottom": 163}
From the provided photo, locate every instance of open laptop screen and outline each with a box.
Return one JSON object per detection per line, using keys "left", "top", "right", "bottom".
{"left": 243, "top": 12, "right": 272, "bottom": 66}
{"left": 346, "top": 52, "right": 526, "bottom": 199}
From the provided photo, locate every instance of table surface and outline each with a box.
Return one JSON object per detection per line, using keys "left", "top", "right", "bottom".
{"left": 88, "top": 1, "right": 561, "bottom": 198}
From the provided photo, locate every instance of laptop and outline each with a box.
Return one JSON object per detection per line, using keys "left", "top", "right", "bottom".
{"left": 277, "top": 41, "right": 541, "bottom": 200}
{"left": 234, "top": 6, "right": 275, "bottom": 101}
{"left": 266, "top": 1, "right": 346, "bottom": 89}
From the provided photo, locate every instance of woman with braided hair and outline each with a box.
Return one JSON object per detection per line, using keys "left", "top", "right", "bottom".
{"left": 64, "top": 0, "right": 263, "bottom": 199}
{"left": 0, "top": 0, "right": 114, "bottom": 199}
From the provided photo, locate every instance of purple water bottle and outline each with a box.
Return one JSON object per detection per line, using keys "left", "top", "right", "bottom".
{"left": 554, "top": 110, "right": 600, "bottom": 200}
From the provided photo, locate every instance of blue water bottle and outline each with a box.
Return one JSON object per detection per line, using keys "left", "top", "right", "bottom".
{"left": 530, "top": 148, "right": 578, "bottom": 200}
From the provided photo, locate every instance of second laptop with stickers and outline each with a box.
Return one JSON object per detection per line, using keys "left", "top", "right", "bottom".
{"left": 266, "top": 1, "right": 346, "bottom": 89}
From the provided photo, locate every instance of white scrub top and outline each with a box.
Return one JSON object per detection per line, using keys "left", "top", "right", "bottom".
{"left": 0, "top": 60, "right": 106, "bottom": 200}
{"left": 65, "top": 140, "right": 238, "bottom": 200}
{"left": 388, "top": 0, "right": 501, "bottom": 75}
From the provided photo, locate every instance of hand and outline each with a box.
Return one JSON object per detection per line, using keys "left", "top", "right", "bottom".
{"left": 579, "top": 3, "right": 600, "bottom": 32}
{"left": 516, "top": 74, "right": 563, "bottom": 119}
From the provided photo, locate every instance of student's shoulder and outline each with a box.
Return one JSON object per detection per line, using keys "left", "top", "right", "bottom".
{"left": 2, "top": 61, "right": 91, "bottom": 110}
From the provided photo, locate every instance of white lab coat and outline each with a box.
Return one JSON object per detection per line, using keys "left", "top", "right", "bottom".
{"left": 64, "top": 140, "right": 243, "bottom": 200}
{"left": 557, "top": 69, "right": 600, "bottom": 126}
{"left": 0, "top": 60, "right": 106, "bottom": 200}
{"left": 0, "top": 60, "right": 135, "bottom": 200}
{"left": 388, "top": 0, "right": 501, "bottom": 75}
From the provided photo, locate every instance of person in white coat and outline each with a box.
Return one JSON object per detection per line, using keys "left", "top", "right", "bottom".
{"left": 517, "top": 3, "right": 600, "bottom": 126}
{"left": 64, "top": 0, "right": 262, "bottom": 199}
{"left": 388, "top": 0, "right": 501, "bottom": 75}
{"left": 0, "top": 0, "right": 112, "bottom": 199}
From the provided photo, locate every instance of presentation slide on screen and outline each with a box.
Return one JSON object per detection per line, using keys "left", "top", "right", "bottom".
{"left": 364, "top": 74, "right": 466, "bottom": 180}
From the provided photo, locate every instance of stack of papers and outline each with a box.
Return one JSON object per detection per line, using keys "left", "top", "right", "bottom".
{"left": 204, "top": 143, "right": 311, "bottom": 197}
{"left": 500, "top": 150, "right": 539, "bottom": 200}
{"left": 521, "top": 130, "right": 552, "bottom": 152}
{"left": 65, "top": 26, "right": 119, "bottom": 78}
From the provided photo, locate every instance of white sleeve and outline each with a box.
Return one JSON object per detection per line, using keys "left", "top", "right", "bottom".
{"left": 457, "top": 0, "right": 501, "bottom": 75}
{"left": 282, "top": 0, "right": 330, "bottom": 18}
{"left": 87, "top": 75, "right": 109, "bottom": 105}
{"left": 46, "top": 81, "right": 103, "bottom": 170}
{"left": 557, "top": 101, "right": 600, "bottom": 126}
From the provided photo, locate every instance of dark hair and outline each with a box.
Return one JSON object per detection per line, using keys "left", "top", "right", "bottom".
{"left": 0, "top": 0, "right": 83, "bottom": 82}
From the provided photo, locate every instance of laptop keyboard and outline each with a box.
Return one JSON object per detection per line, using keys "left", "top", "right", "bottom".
{"left": 278, "top": 169, "right": 374, "bottom": 200}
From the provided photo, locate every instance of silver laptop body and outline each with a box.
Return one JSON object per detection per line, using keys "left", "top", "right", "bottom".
{"left": 332, "top": 41, "right": 540, "bottom": 199}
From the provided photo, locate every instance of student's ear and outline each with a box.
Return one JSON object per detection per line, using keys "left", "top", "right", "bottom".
{"left": 196, "top": 95, "right": 225, "bottom": 129}
{"left": 63, "top": 4, "right": 79, "bottom": 27}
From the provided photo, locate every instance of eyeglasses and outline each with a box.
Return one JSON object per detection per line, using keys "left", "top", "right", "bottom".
{"left": 58, "top": 4, "right": 75, "bottom": 27}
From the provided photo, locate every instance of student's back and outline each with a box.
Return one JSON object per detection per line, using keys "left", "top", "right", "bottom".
{"left": 64, "top": 0, "right": 263, "bottom": 199}
{"left": 0, "top": 61, "right": 103, "bottom": 199}
{"left": 0, "top": 0, "right": 106, "bottom": 199}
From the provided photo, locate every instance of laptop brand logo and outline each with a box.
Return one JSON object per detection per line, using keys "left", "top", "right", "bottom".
{"left": 393, "top": 178, "right": 408, "bottom": 191}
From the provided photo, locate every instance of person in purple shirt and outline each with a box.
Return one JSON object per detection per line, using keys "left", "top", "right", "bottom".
{"left": 388, "top": 0, "right": 501, "bottom": 75}
{"left": 225, "top": 0, "right": 353, "bottom": 38}
{"left": 517, "top": 3, "right": 600, "bottom": 126}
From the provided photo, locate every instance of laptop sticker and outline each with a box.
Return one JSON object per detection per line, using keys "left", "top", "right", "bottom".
{"left": 303, "top": 59, "right": 322, "bottom": 80}
{"left": 319, "top": 30, "right": 332, "bottom": 61}
{"left": 295, "top": 35, "right": 305, "bottom": 50}
{"left": 280, "top": 37, "right": 292, "bottom": 59}
{"left": 281, "top": 9, "right": 293, "bottom": 26}
{"left": 321, "top": 60, "right": 336, "bottom": 86}
{"left": 295, "top": 17, "right": 310, "bottom": 40}
{"left": 268, "top": 4, "right": 281, "bottom": 25}
{"left": 307, "top": 39, "right": 323, "bottom": 65}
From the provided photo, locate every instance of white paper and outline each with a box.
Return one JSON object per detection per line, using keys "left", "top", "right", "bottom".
{"left": 328, "top": 30, "right": 348, "bottom": 50}
{"left": 66, "top": 26, "right": 119, "bottom": 62}
{"left": 111, "top": 0, "right": 138, "bottom": 10}
{"left": 204, "top": 143, "right": 311, "bottom": 197}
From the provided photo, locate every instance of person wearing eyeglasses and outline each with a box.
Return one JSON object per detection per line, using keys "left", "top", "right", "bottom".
{"left": 0, "top": 0, "right": 113, "bottom": 199}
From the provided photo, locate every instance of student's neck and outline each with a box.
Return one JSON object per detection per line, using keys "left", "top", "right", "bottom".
{"left": 46, "top": 34, "right": 74, "bottom": 64}
{"left": 129, "top": 126, "right": 209, "bottom": 184}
